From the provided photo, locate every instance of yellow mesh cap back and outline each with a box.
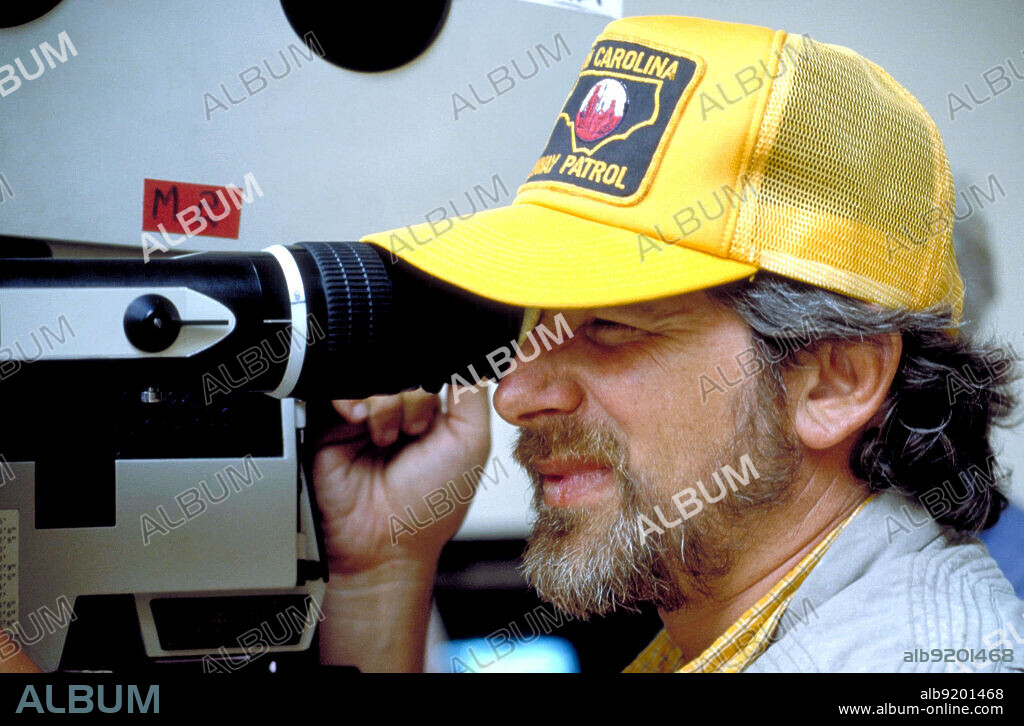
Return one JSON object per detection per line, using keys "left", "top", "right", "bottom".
{"left": 732, "top": 33, "right": 963, "bottom": 320}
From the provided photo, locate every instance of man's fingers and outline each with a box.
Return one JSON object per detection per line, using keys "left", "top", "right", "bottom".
{"left": 364, "top": 395, "right": 402, "bottom": 447}
{"left": 445, "top": 381, "right": 491, "bottom": 435}
{"left": 332, "top": 399, "right": 369, "bottom": 423}
{"left": 313, "top": 417, "right": 369, "bottom": 450}
{"left": 332, "top": 390, "right": 446, "bottom": 447}
{"left": 401, "top": 390, "right": 439, "bottom": 435}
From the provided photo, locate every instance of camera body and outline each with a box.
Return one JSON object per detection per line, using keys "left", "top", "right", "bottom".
{"left": 0, "top": 240, "right": 523, "bottom": 672}
{"left": 0, "top": 385, "right": 326, "bottom": 672}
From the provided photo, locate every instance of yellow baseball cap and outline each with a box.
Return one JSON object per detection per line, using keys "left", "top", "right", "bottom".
{"left": 361, "top": 16, "right": 963, "bottom": 320}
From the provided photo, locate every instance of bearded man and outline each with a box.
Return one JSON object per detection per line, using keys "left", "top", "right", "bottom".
{"left": 311, "top": 16, "right": 1024, "bottom": 673}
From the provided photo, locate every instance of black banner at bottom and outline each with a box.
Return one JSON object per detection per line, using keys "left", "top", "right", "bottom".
{"left": 0, "top": 671, "right": 1017, "bottom": 720}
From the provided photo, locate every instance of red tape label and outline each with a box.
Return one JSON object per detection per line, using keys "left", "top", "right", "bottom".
{"left": 142, "top": 178, "right": 243, "bottom": 239}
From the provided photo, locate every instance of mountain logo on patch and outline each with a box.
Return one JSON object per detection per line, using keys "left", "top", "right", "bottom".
{"left": 575, "top": 79, "right": 628, "bottom": 142}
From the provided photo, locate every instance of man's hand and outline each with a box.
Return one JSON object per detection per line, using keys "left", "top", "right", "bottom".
{"left": 313, "top": 384, "right": 490, "bottom": 571}
{"left": 310, "top": 384, "right": 491, "bottom": 671}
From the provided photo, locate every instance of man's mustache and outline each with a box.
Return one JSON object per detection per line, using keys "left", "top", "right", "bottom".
{"left": 512, "top": 418, "right": 628, "bottom": 478}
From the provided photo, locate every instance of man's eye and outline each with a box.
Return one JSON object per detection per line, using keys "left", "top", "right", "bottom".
{"left": 589, "top": 319, "right": 630, "bottom": 329}
{"left": 584, "top": 319, "right": 640, "bottom": 343}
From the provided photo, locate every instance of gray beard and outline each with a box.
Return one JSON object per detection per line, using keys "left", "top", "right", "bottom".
{"left": 516, "top": 377, "right": 800, "bottom": 620}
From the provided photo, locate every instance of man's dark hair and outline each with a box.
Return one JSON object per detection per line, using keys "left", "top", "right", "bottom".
{"left": 709, "top": 272, "right": 1019, "bottom": 534}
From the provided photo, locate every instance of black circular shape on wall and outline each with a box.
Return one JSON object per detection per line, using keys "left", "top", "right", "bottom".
{"left": 0, "top": 0, "right": 63, "bottom": 28}
{"left": 280, "top": 0, "right": 451, "bottom": 73}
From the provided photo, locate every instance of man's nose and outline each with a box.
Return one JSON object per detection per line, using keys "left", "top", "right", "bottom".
{"left": 493, "top": 312, "right": 584, "bottom": 427}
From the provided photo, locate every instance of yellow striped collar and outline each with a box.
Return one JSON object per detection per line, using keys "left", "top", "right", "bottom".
{"left": 624, "top": 495, "right": 874, "bottom": 673}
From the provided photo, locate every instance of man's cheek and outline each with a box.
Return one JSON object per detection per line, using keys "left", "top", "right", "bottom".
{"left": 692, "top": 348, "right": 755, "bottom": 405}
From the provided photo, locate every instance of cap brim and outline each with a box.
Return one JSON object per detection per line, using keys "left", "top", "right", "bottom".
{"left": 361, "top": 202, "right": 758, "bottom": 309}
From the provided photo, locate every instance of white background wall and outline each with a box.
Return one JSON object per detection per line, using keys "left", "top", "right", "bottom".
{"left": 1, "top": 0, "right": 1021, "bottom": 538}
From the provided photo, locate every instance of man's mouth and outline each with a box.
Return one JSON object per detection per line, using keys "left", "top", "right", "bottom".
{"left": 532, "top": 458, "right": 615, "bottom": 507}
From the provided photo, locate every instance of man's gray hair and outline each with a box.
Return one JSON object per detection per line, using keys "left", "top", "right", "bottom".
{"left": 709, "top": 272, "right": 1018, "bottom": 534}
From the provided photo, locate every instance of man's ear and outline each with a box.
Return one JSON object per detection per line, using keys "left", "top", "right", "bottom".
{"left": 786, "top": 333, "right": 902, "bottom": 450}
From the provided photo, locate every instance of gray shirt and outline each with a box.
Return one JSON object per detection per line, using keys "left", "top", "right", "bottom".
{"left": 746, "top": 490, "right": 1024, "bottom": 673}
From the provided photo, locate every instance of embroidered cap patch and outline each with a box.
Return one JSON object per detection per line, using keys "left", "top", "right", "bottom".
{"left": 524, "top": 39, "right": 699, "bottom": 200}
